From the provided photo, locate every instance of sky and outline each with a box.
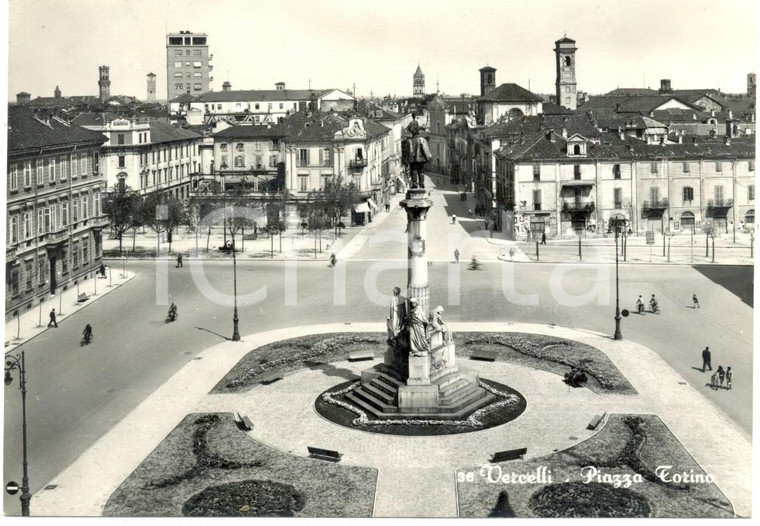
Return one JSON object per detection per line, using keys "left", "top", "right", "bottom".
{"left": 5, "top": 0, "right": 759, "bottom": 102}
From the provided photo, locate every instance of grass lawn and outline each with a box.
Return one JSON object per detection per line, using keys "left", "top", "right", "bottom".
{"left": 213, "top": 331, "right": 633, "bottom": 395}
{"left": 103, "top": 412, "right": 377, "bottom": 518}
{"left": 456, "top": 414, "right": 733, "bottom": 518}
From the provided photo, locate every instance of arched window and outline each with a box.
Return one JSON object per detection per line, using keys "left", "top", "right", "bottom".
{"left": 745, "top": 209, "right": 755, "bottom": 225}
{"left": 508, "top": 108, "right": 523, "bottom": 121}
{"left": 681, "top": 211, "right": 695, "bottom": 228}
{"left": 564, "top": 56, "right": 571, "bottom": 67}
{"left": 573, "top": 144, "right": 581, "bottom": 155}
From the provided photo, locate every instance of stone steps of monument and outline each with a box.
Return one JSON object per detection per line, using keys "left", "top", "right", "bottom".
{"left": 375, "top": 371, "right": 405, "bottom": 387}
{"left": 440, "top": 383, "right": 482, "bottom": 406}
{"left": 350, "top": 388, "right": 398, "bottom": 413}
{"left": 443, "top": 390, "right": 498, "bottom": 417}
{"left": 438, "top": 377, "right": 470, "bottom": 398}
{"left": 362, "top": 382, "right": 397, "bottom": 404}
{"left": 345, "top": 392, "right": 397, "bottom": 416}
{"left": 431, "top": 370, "right": 469, "bottom": 390}
{"left": 369, "top": 377, "right": 400, "bottom": 398}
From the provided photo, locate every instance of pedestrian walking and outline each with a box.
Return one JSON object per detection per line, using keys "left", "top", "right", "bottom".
{"left": 541, "top": 232, "right": 546, "bottom": 245}
{"left": 82, "top": 323, "right": 93, "bottom": 345}
{"left": 692, "top": 294, "right": 700, "bottom": 309}
{"left": 725, "top": 367, "right": 733, "bottom": 389}
{"left": 452, "top": 214, "right": 457, "bottom": 224}
{"left": 484, "top": 220, "right": 489, "bottom": 230}
{"left": 385, "top": 203, "right": 391, "bottom": 212}
{"left": 717, "top": 365, "right": 725, "bottom": 388}
{"left": 99, "top": 263, "right": 107, "bottom": 278}
{"left": 710, "top": 371, "right": 719, "bottom": 389}
{"left": 509, "top": 247, "right": 515, "bottom": 261}
{"left": 48, "top": 308, "right": 58, "bottom": 328}
{"left": 701, "top": 347, "right": 712, "bottom": 372}
{"left": 176, "top": 253, "right": 183, "bottom": 268}
{"left": 454, "top": 248, "right": 460, "bottom": 263}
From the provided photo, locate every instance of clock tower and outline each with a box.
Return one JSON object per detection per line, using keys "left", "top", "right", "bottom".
{"left": 555, "top": 36, "right": 577, "bottom": 110}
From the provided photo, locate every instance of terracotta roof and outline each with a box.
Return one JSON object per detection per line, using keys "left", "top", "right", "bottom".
{"left": 213, "top": 124, "right": 288, "bottom": 139}
{"left": 273, "top": 111, "right": 389, "bottom": 142}
{"left": 540, "top": 101, "right": 574, "bottom": 115}
{"left": 148, "top": 120, "right": 202, "bottom": 143}
{"left": 71, "top": 111, "right": 123, "bottom": 126}
{"left": 478, "top": 83, "right": 543, "bottom": 103}
{"left": 172, "top": 89, "right": 332, "bottom": 104}
{"left": 8, "top": 106, "right": 108, "bottom": 153}
{"left": 603, "top": 88, "right": 659, "bottom": 97}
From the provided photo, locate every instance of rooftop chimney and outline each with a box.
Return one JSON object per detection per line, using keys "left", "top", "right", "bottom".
{"left": 222, "top": 81, "right": 231, "bottom": 92}
{"left": 660, "top": 79, "right": 672, "bottom": 93}
{"left": 678, "top": 134, "right": 683, "bottom": 144}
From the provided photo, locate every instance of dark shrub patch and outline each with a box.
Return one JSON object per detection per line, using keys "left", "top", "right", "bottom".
{"left": 529, "top": 482, "right": 651, "bottom": 518}
{"left": 182, "top": 480, "right": 306, "bottom": 517}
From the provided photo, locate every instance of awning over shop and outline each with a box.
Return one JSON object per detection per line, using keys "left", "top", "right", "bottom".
{"left": 367, "top": 199, "right": 379, "bottom": 211}
{"left": 353, "top": 202, "right": 370, "bottom": 213}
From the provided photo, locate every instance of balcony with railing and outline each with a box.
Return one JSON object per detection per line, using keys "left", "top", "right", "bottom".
{"left": 707, "top": 198, "right": 734, "bottom": 210}
{"left": 562, "top": 200, "right": 596, "bottom": 212}
{"left": 349, "top": 158, "right": 367, "bottom": 171}
{"left": 642, "top": 199, "right": 669, "bottom": 211}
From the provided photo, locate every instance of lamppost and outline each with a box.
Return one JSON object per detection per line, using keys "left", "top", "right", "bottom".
{"left": 5, "top": 352, "right": 31, "bottom": 516}
{"left": 229, "top": 216, "right": 241, "bottom": 342}
{"left": 614, "top": 226, "right": 623, "bottom": 341}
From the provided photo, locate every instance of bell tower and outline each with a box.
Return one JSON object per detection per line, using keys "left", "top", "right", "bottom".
{"left": 146, "top": 73, "right": 156, "bottom": 102}
{"left": 99, "top": 65, "right": 111, "bottom": 102}
{"left": 554, "top": 36, "right": 577, "bottom": 110}
{"left": 413, "top": 64, "right": 425, "bottom": 97}
{"left": 479, "top": 66, "right": 496, "bottom": 97}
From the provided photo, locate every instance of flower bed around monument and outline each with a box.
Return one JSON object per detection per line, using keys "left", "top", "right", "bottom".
{"left": 462, "top": 332, "right": 636, "bottom": 394}
{"left": 456, "top": 414, "right": 733, "bottom": 518}
{"left": 212, "top": 333, "right": 384, "bottom": 393}
{"left": 212, "top": 331, "right": 633, "bottom": 395}
{"left": 315, "top": 378, "right": 527, "bottom": 436}
{"left": 103, "top": 413, "right": 377, "bottom": 517}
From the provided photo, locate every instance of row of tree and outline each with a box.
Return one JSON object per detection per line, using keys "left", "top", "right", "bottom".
{"left": 104, "top": 176, "right": 363, "bottom": 255}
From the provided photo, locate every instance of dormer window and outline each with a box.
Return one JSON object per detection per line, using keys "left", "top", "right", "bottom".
{"left": 566, "top": 135, "right": 588, "bottom": 157}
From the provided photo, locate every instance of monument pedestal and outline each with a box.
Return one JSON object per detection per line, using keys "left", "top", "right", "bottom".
{"left": 398, "top": 384, "right": 439, "bottom": 410}
{"left": 406, "top": 353, "right": 431, "bottom": 385}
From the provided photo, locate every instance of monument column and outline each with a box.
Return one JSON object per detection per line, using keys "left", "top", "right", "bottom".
{"left": 400, "top": 188, "right": 432, "bottom": 317}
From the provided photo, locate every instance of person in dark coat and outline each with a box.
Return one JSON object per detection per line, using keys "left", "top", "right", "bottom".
{"left": 725, "top": 367, "right": 733, "bottom": 389}
{"left": 48, "top": 308, "right": 58, "bottom": 328}
{"left": 701, "top": 347, "right": 712, "bottom": 372}
{"left": 717, "top": 365, "right": 725, "bottom": 387}
{"left": 541, "top": 232, "right": 546, "bottom": 245}
{"left": 99, "top": 263, "right": 107, "bottom": 278}
{"left": 176, "top": 253, "right": 183, "bottom": 268}
{"left": 693, "top": 294, "right": 700, "bottom": 309}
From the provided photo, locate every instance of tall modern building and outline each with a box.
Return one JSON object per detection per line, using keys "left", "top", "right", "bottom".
{"left": 98, "top": 66, "right": 110, "bottom": 102}
{"left": 147, "top": 72, "right": 157, "bottom": 102}
{"left": 554, "top": 36, "right": 577, "bottom": 110}
{"left": 166, "top": 31, "right": 213, "bottom": 101}
{"left": 413, "top": 64, "right": 425, "bottom": 97}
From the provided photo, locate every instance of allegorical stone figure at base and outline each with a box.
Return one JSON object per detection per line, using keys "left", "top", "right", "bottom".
{"left": 389, "top": 286, "right": 407, "bottom": 336}
{"left": 407, "top": 298, "right": 429, "bottom": 356}
{"left": 430, "top": 306, "right": 452, "bottom": 343}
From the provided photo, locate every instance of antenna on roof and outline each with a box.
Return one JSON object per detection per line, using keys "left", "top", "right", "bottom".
{"left": 309, "top": 78, "right": 311, "bottom": 90}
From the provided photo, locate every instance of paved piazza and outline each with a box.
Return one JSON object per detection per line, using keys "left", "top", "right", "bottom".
{"left": 30, "top": 322, "right": 751, "bottom": 518}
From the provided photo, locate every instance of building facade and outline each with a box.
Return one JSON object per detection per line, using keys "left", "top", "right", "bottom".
{"left": 74, "top": 114, "right": 204, "bottom": 200}
{"left": 6, "top": 107, "right": 108, "bottom": 319}
{"left": 168, "top": 86, "right": 355, "bottom": 126}
{"left": 493, "top": 117, "right": 755, "bottom": 240}
{"left": 166, "top": 31, "right": 212, "bottom": 101}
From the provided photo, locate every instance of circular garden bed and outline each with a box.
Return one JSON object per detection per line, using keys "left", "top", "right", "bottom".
{"left": 315, "top": 378, "right": 527, "bottom": 436}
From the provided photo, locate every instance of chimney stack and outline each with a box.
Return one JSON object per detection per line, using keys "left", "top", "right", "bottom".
{"left": 275, "top": 82, "right": 286, "bottom": 91}
{"left": 222, "top": 81, "right": 231, "bottom": 92}
{"left": 660, "top": 79, "right": 672, "bottom": 93}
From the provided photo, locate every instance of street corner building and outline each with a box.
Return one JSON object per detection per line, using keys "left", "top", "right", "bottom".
{"left": 5, "top": 106, "right": 109, "bottom": 321}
